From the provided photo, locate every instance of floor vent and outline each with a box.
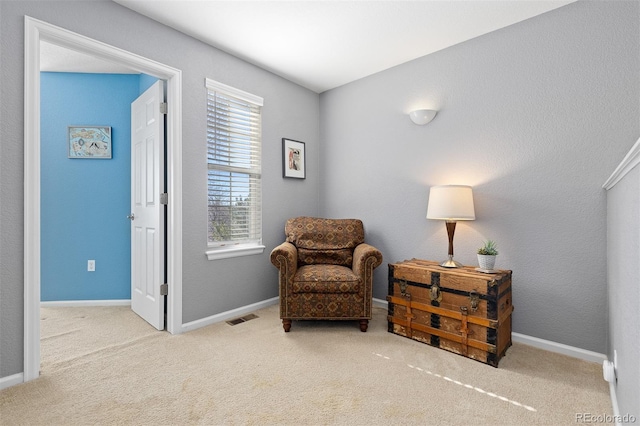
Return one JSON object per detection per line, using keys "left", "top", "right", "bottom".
{"left": 226, "top": 313, "right": 258, "bottom": 326}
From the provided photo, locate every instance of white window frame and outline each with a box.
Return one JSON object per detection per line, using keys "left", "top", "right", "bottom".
{"left": 205, "top": 78, "right": 265, "bottom": 261}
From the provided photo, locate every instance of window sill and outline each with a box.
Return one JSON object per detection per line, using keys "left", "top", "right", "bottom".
{"left": 206, "top": 244, "right": 265, "bottom": 261}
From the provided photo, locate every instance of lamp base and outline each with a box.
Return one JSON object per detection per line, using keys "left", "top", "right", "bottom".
{"left": 439, "top": 256, "right": 463, "bottom": 268}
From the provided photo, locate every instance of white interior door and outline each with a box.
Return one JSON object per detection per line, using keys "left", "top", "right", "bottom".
{"left": 130, "top": 80, "right": 165, "bottom": 330}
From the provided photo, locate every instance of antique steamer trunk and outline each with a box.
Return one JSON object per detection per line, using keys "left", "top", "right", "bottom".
{"left": 387, "top": 259, "right": 513, "bottom": 367}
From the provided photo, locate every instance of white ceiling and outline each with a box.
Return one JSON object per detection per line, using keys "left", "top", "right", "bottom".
{"left": 43, "top": 0, "right": 575, "bottom": 93}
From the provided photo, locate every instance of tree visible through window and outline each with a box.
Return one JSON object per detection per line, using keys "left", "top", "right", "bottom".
{"left": 206, "top": 79, "right": 263, "bottom": 251}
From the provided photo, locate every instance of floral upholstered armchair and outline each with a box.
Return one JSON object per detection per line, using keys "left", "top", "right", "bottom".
{"left": 270, "top": 217, "right": 383, "bottom": 332}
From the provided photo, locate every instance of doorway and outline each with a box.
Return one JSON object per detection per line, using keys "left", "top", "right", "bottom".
{"left": 24, "top": 16, "right": 183, "bottom": 383}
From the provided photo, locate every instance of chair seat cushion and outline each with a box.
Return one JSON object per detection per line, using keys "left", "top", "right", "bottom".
{"left": 292, "top": 265, "right": 361, "bottom": 294}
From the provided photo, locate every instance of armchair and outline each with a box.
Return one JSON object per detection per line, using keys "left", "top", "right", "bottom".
{"left": 270, "top": 217, "right": 383, "bottom": 332}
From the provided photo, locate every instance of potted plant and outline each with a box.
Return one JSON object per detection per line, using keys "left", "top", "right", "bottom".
{"left": 477, "top": 240, "right": 498, "bottom": 271}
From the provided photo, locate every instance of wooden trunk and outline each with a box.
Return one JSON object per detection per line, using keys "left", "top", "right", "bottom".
{"left": 387, "top": 259, "right": 513, "bottom": 367}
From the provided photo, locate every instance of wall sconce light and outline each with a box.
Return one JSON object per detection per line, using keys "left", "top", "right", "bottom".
{"left": 409, "top": 109, "right": 437, "bottom": 125}
{"left": 426, "top": 185, "right": 475, "bottom": 268}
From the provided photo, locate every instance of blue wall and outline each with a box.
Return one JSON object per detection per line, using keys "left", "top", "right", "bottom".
{"left": 41, "top": 72, "right": 155, "bottom": 301}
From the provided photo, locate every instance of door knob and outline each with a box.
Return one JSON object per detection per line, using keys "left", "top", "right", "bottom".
{"left": 127, "top": 213, "right": 135, "bottom": 220}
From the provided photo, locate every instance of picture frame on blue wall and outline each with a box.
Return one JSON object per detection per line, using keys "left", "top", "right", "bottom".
{"left": 282, "top": 138, "right": 305, "bottom": 179}
{"left": 68, "top": 126, "right": 112, "bottom": 159}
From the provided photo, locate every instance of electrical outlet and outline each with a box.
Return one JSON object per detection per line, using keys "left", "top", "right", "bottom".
{"left": 87, "top": 260, "right": 95, "bottom": 272}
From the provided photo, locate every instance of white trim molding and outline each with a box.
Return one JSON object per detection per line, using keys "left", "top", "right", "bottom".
{"left": 24, "top": 16, "right": 184, "bottom": 384}
{"left": 603, "top": 135, "right": 640, "bottom": 190}
{"left": 181, "top": 297, "right": 279, "bottom": 333}
{"left": 206, "top": 244, "right": 266, "bottom": 261}
{"left": 511, "top": 332, "right": 607, "bottom": 364}
{"left": 0, "top": 373, "right": 25, "bottom": 391}
{"left": 205, "top": 78, "right": 264, "bottom": 106}
{"left": 24, "top": 14, "right": 42, "bottom": 386}
{"left": 608, "top": 379, "right": 621, "bottom": 424}
{"left": 373, "top": 297, "right": 388, "bottom": 309}
{"left": 41, "top": 300, "right": 131, "bottom": 308}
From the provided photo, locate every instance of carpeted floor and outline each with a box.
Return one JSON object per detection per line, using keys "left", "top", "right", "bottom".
{"left": 0, "top": 304, "right": 611, "bottom": 425}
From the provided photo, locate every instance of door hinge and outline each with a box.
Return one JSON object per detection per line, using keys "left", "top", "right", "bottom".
{"left": 160, "top": 283, "right": 168, "bottom": 296}
{"left": 160, "top": 102, "right": 168, "bottom": 115}
{"left": 160, "top": 192, "right": 168, "bottom": 205}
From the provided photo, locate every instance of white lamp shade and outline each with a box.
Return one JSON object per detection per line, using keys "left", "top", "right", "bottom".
{"left": 409, "top": 109, "right": 437, "bottom": 125}
{"left": 426, "top": 185, "right": 475, "bottom": 220}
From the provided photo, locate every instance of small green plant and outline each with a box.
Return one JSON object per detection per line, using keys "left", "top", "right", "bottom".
{"left": 477, "top": 240, "right": 498, "bottom": 256}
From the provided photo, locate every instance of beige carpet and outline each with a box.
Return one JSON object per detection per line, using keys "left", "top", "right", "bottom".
{"left": 1, "top": 304, "right": 611, "bottom": 425}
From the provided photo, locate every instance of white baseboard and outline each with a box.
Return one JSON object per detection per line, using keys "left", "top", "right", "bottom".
{"left": 182, "top": 297, "right": 386, "bottom": 334}
{"left": 181, "top": 297, "right": 279, "bottom": 333}
{"left": 609, "top": 381, "right": 621, "bottom": 423}
{"left": 511, "top": 332, "right": 607, "bottom": 364}
{"left": 40, "top": 300, "right": 131, "bottom": 307}
{"left": 0, "top": 372, "right": 24, "bottom": 390}
{"left": 373, "top": 297, "right": 607, "bottom": 364}
{"left": 373, "top": 297, "right": 388, "bottom": 308}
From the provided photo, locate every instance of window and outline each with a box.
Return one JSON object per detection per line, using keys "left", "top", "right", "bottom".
{"left": 205, "top": 78, "right": 264, "bottom": 260}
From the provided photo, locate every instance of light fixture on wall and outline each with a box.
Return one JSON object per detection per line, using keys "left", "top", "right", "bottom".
{"left": 427, "top": 185, "right": 475, "bottom": 268}
{"left": 409, "top": 109, "right": 437, "bottom": 125}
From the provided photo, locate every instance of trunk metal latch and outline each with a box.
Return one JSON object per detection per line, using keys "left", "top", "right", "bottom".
{"left": 469, "top": 290, "right": 479, "bottom": 312}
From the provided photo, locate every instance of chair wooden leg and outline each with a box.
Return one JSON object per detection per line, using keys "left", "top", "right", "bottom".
{"left": 359, "top": 319, "right": 368, "bottom": 332}
{"left": 282, "top": 319, "right": 292, "bottom": 332}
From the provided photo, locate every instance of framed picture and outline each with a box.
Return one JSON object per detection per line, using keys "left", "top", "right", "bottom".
{"left": 68, "top": 126, "right": 112, "bottom": 159}
{"left": 282, "top": 138, "right": 306, "bottom": 179}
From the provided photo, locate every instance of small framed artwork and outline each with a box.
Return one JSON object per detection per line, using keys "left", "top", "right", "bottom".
{"left": 282, "top": 138, "right": 306, "bottom": 179}
{"left": 68, "top": 126, "right": 112, "bottom": 159}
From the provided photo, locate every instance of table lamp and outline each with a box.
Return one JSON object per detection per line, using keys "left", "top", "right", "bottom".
{"left": 426, "top": 185, "right": 475, "bottom": 268}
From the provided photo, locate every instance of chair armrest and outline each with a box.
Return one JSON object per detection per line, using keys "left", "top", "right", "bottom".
{"left": 270, "top": 242, "right": 298, "bottom": 282}
{"left": 352, "top": 243, "right": 383, "bottom": 276}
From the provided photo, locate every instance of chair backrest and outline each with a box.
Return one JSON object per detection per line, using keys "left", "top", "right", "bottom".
{"left": 285, "top": 217, "right": 365, "bottom": 266}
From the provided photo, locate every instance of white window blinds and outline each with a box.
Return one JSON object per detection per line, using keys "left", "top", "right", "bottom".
{"left": 206, "top": 79, "right": 263, "bottom": 248}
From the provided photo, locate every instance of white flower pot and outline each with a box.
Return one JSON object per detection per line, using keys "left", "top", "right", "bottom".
{"left": 477, "top": 254, "right": 496, "bottom": 271}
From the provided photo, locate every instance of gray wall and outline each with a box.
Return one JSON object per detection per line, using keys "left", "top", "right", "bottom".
{"left": 0, "top": 0, "right": 319, "bottom": 378}
{"left": 319, "top": 1, "right": 640, "bottom": 353}
{"left": 606, "top": 156, "right": 639, "bottom": 419}
{"left": 2, "top": 0, "right": 639, "bottom": 385}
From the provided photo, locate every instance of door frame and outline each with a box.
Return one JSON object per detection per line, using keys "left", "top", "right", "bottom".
{"left": 24, "top": 16, "right": 183, "bottom": 382}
